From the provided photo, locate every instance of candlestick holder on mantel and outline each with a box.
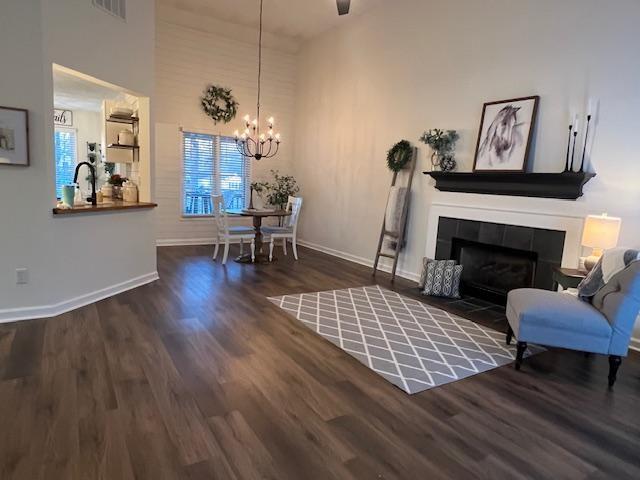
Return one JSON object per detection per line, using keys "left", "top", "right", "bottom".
{"left": 579, "top": 114, "right": 592, "bottom": 173}
{"left": 564, "top": 124, "right": 574, "bottom": 172}
{"left": 565, "top": 99, "right": 596, "bottom": 173}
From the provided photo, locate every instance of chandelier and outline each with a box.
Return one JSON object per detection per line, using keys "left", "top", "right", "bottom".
{"left": 234, "top": 0, "right": 281, "bottom": 161}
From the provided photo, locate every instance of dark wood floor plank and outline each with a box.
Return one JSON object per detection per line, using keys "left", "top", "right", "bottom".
{"left": 2, "top": 320, "right": 45, "bottom": 380}
{"left": 34, "top": 366, "right": 79, "bottom": 480}
{"left": 115, "top": 377, "right": 186, "bottom": 480}
{"left": 208, "top": 410, "right": 280, "bottom": 480}
{"left": 222, "top": 380, "right": 356, "bottom": 480}
{"left": 0, "top": 244, "right": 638, "bottom": 479}
{"left": 0, "top": 377, "right": 42, "bottom": 480}
{"left": 0, "top": 328, "right": 16, "bottom": 380}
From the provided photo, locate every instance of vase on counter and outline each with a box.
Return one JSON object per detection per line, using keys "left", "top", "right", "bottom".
{"left": 101, "top": 184, "right": 113, "bottom": 198}
{"left": 61, "top": 184, "right": 76, "bottom": 207}
{"left": 122, "top": 181, "right": 138, "bottom": 203}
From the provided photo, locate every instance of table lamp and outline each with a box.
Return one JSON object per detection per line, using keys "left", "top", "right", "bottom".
{"left": 581, "top": 213, "right": 622, "bottom": 271}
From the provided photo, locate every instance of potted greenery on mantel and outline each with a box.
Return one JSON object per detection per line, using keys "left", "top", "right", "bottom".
{"left": 420, "top": 129, "right": 459, "bottom": 172}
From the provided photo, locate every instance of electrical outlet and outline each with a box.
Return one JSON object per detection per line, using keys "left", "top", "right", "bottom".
{"left": 16, "top": 268, "right": 28, "bottom": 285}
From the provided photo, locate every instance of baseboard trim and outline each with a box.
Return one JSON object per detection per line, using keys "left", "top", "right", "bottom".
{"left": 157, "top": 238, "right": 244, "bottom": 247}
{"left": 0, "top": 271, "right": 159, "bottom": 324}
{"left": 296, "top": 239, "right": 420, "bottom": 282}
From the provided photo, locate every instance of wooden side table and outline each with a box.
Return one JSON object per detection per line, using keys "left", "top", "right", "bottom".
{"left": 552, "top": 267, "right": 587, "bottom": 291}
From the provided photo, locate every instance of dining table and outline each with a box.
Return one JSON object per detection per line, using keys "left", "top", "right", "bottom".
{"left": 227, "top": 208, "right": 291, "bottom": 264}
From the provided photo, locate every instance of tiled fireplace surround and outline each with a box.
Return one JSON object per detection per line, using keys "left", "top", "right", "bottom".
{"left": 424, "top": 202, "right": 585, "bottom": 298}
{"left": 435, "top": 217, "right": 566, "bottom": 291}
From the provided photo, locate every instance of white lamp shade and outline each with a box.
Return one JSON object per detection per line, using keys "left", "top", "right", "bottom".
{"left": 581, "top": 214, "right": 621, "bottom": 249}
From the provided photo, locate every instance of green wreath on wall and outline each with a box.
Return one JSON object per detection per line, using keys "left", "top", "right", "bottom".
{"left": 200, "top": 85, "right": 238, "bottom": 124}
{"left": 386, "top": 140, "right": 413, "bottom": 172}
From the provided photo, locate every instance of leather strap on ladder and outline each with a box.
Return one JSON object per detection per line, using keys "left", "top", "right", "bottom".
{"left": 372, "top": 147, "right": 417, "bottom": 282}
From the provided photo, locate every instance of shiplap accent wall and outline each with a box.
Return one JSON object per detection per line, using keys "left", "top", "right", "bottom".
{"left": 155, "top": 12, "right": 298, "bottom": 244}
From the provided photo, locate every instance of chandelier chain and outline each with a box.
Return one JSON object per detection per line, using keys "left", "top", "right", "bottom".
{"left": 256, "top": 0, "right": 263, "bottom": 138}
{"left": 234, "top": 0, "right": 281, "bottom": 161}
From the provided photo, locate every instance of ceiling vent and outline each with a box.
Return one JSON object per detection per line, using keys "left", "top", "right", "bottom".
{"left": 92, "top": 0, "right": 126, "bottom": 20}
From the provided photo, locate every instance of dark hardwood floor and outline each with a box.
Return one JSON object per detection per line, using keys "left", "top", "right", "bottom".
{"left": 1, "top": 245, "right": 639, "bottom": 479}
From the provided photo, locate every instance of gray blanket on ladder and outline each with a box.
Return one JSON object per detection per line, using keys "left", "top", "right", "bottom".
{"left": 382, "top": 186, "right": 408, "bottom": 254}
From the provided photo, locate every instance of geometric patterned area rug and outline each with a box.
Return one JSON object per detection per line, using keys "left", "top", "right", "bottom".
{"left": 268, "top": 285, "right": 543, "bottom": 394}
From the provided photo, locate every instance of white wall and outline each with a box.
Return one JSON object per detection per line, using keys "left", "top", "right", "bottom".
{"left": 294, "top": 0, "right": 640, "bottom": 279}
{"left": 293, "top": 0, "right": 640, "bottom": 341}
{"left": 155, "top": 6, "right": 298, "bottom": 244}
{"left": 0, "top": 0, "right": 157, "bottom": 320}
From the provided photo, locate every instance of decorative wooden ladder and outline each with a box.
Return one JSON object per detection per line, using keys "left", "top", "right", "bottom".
{"left": 373, "top": 147, "right": 418, "bottom": 282}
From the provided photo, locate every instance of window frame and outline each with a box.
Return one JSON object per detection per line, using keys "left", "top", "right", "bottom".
{"left": 180, "top": 127, "right": 252, "bottom": 219}
{"left": 54, "top": 126, "right": 79, "bottom": 200}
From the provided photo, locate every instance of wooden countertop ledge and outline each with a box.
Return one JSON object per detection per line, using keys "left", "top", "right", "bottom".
{"left": 52, "top": 199, "right": 157, "bottom": 215}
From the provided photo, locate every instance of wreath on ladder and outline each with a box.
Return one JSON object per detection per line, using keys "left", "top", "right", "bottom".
{"left": 386, "top": 140, "right": 413, "bottom": 172}
{"left": 200, "top": 85, "right": 239, "bottom": 124}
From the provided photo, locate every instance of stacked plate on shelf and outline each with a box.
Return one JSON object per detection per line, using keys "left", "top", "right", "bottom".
{"left": 109, "top": 106, "right": 134, "bottom": 118}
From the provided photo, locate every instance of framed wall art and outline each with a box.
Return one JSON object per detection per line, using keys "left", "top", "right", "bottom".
{"left": 0, "top": 106, "right": 29, "bottom": 167}
{"left": 473, "top": 96, "right": 539, "bottom": 172}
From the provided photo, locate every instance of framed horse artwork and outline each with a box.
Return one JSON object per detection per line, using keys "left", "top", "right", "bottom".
{"left": 473, "top": 96, "right": 539, "bottom": 172}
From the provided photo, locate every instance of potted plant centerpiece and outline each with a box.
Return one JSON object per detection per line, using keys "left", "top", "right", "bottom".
{"left": 252, "top": 170, "right": 300, "bottom": 211}
{"left": 420, "top": 129, "right": 460, "bottom": 172}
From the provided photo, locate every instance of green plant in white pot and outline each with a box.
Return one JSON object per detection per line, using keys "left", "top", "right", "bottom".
{"left": 253, "top": 170, "right": 300, "bottom": 210}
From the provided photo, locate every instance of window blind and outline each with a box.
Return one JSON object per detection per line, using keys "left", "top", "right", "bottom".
{"left": 183, "top": 132, "right": 215, "bottom": 216}
{"left": 182, "top": 132, "right": 250, "bottom": 216}
{"left": 54, "top": 128, "right": 77, "bottom": 199}
{"left": 219, "top": 136, "right": 250, "bottom": 210}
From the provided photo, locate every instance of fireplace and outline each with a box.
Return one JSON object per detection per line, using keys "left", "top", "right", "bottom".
{"left": 451, "top": 238, "right": 537, "bottom": 304}
{"left": 435, "top": 217, "right": 566, "bottom": 304}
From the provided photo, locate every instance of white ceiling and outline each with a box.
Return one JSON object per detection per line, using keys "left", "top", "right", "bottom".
{"left": 159, "top": 0, "right": 382, "bottom": 40}
{"left": 53, "top": 68, "right": 130, "bottom": 112}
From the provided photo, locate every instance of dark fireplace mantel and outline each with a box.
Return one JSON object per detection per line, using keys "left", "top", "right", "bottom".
{"left": 424, "top": 171, "right": 596, "bottom": 200}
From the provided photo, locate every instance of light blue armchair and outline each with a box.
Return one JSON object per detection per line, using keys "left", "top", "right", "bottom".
{"left": 506, "top": 262, "right": 640, "bottom": 387}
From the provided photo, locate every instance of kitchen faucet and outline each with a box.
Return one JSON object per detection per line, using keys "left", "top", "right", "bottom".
{"left": 73, "top": 162, "right": 97, "bottom": 206}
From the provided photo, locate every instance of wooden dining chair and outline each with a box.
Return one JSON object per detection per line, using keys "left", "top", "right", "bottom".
{"left": 262, "top": 196, "right": 303, "bottom": 262}
{"left": 212, "top": 195, "right": 256, "bottom": 264}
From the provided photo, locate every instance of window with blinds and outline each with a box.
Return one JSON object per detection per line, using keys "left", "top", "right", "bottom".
{"left": 219, "top": 136, "right": 249, "bottom": 210}
{"left": 182, "top": 131, "right": 250, "bottom": 216}
{"left": 54, "top": 128, "right": 77, "bottom": 199}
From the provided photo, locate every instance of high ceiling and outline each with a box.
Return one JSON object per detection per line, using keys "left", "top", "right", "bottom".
{"left": 159, "top": 0, "right": 382, "bottom": 40}
{"left": 53, "top": 67, "right": 130, "bottom": 112}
